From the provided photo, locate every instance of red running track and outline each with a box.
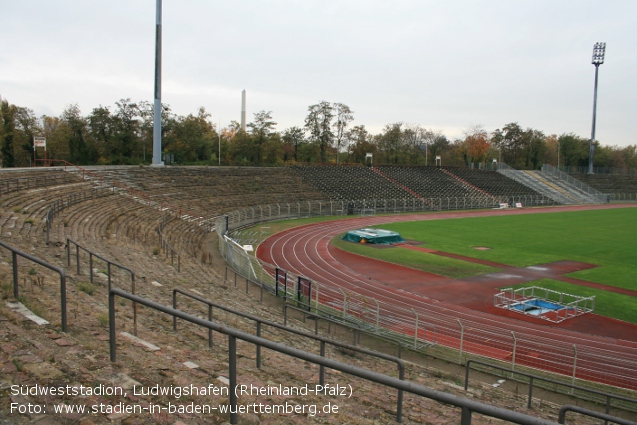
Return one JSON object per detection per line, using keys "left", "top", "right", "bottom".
{"left": 256, "top": 204, "right": 637, "bottom": 390}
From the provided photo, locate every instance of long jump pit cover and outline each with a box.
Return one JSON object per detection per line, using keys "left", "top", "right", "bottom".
{"left": 341, "top": 228, "right": 405, "bottom": 245}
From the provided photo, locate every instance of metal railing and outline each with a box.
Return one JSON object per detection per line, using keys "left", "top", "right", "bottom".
{"left": 0, "top": 173, "right": 79, "bottom": 196}
{"left": 66, "top": 238, "right": 137, "bottom": 334}
{"left": 557, "top": 166, "right": 637, "bottom": 176}
{"left": 218, "top": 196, "right": 558, "bottom": 235}
{"left": 157, "top": 216, "right": 181, "bottom": 272}
{"left": 465, "top": 360, "right": 637, "bottom": 415}
{"left": 0, "top": 239, "right": 68, "bottom": 332}
{"left": 225, "top": 266, "right": 407, "bottom": 355}
{"left": 34, "top": 158, "right": 105, "bottom": 184}
{"left": 172, "top": 288, "right": 405, "bottom": 421}
{"left": 541, "top": 164, "right": 607, "bottom": 202}
{"left": 109, "top": 288, "right": 561, "bottom": 425}
{"left": 45, "top": 186, "right": 115, "bottom": 244}
{"left": 558, "top": 405, "right": 636, "bottom": 425}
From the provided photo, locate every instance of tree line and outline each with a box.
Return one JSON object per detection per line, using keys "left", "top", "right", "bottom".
{"left": 1, "top": 97, "right": 636, "bottom": 170}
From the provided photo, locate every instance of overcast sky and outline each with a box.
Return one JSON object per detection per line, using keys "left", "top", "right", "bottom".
{"left": 1, "top": 1, "right": 635, "bottom": 146}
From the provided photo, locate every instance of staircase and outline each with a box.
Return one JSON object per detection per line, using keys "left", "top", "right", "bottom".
{"left": 496, "top": 163, "right": 605, "bottom": 205}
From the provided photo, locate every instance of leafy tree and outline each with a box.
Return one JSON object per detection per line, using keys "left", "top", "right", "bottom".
{"left": 305, "top": 101, "right": 334, "bottom": 163}
{"left": 62, "top": 104, "right": 92, "bottom": 164}
{"left": 1, "top": 100, "right": 15, "bottom": 167}
{"left": 557, "top": 133, "right": 588, "bottom": 167}
{"left": 282, "top": 126, "right": 305, "bottom": 162}
{"left": 347, "top": 125, "right": 373, "bottom": 164}
{"left": 248, "top": 110, "right": 277, "bottom": 164}
{"left": 332, "top": 103, "right": 353, "bottom": 165}
{"left": 111, "top": 99, "right": 140, "bottom": 162}
{"left": 426, "top": 130, "right": 449, "bottom": 167}
{"left": 461, "top": 125, "right": 490, "bottom": 167}
{"left": 378, "top": 122, "right": 404, "bottom": 164}
{"left": 42, "top": 115, "right": 71, "bottom": 161}
{"left": 167, "top": 107, "right": 216, "bottom": 163}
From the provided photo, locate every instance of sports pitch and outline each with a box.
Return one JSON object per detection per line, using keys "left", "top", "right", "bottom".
{"left": 332, "top": 208, "right": 637, "bottom": 324}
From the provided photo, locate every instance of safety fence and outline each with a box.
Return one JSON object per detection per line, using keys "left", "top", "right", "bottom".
{"left": 609, "top": 193, "right": 637, "bottom": 201}
{"left": 465, "top": 360, "right": 637, "bottom": 418}
{"left": 172, "top": 288, "right": 406, "bottom": 421}
{"left": 0, "top": 172, "right": 79, "bottom": 196}
{"left": 558, "top": 165, "right": 637, "bottom": 176}
{"left": 157, "top": 215, "right": 181, "bottom": 272}
{"left": 66, "top": 238, "right": 137, "bottom": 335}
{"left": 541, "top": 164, "right": 608, "bottom": 203}
{"left": 220, "top": 195, "right": 559, "bottom": 232}
{"left": 216, "top": 206, "right": 637, "bottom": 395}
{"left": 0, "top": 239, "right": 68, "bottom": 332}
{"left": 45, "top": 186, "right": 116, "bottom": 244}
{"left": 109, "top": 287, "right": 564, "bottom": 425}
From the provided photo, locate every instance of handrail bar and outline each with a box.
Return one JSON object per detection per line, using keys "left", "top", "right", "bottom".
{"left": 109, "top": 288, "right": 560, "bottom": 425}
{"left": 282, "top": 304, "right": 407, "bottom": 352}
{"left": 66, "top": 238, "right": 135, "bottom": 290}
{"left": 173, "top": 287, "right": 404, "bottom": 420}
{"left": 558, "top": 405, "right": 636, "bottom": 425}
{"left": 66, "top": 238, "right": 137, "bottom": 335}
{"left": 0, "top": 239, "right": 68, "bottom": 332}
{"left": 0, "top": 173, "right": 78, "bottom": 196}
{"left": 157, "top": 217, "right": 181, "bottom": 272}
{"left": 465, "top": 360, "right": 637, "bottom": 413}
{"left": 35, "top": 158, "right": 104, "bottom": 185}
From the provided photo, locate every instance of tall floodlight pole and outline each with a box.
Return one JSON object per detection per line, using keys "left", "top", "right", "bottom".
{"left": 588, "top": 42, "right": 605, "bottom": 174}
{"left": 241, "top": 90, "right": 247, "bottom": 132}
{"left": 152, "top": 0, "right": 163, "bottom": 166}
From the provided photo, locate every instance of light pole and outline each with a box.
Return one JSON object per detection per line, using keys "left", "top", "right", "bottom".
{"left": 152, "top": 0, "right": 163, "bottom": 166}
{"left": 588, "top": 42, "right": 606, "bottom": 174}
{"left": 218, "top": 118, "right": 222, "bottom": 166}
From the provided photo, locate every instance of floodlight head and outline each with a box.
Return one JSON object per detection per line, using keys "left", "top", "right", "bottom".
{"left": 592, "top": 42, "right": 606, "bottom": 65}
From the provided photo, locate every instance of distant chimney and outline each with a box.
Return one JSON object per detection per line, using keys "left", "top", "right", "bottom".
{"left": 240, "top": 89, "right": 246, "bottom": 131}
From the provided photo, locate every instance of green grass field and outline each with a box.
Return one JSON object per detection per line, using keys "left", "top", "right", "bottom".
{"left": 331, "top": 236, "right": 500, "bottom": 279}
{"left": 362, "top": 208, "right": 637, "bottom": 288}
{"left": 334, "top": 208, "right": 637, "bottom": 323}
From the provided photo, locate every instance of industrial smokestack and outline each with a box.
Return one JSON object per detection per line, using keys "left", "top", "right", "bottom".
{"left": 241, "top": 89, "right": 246, "bottom": 132}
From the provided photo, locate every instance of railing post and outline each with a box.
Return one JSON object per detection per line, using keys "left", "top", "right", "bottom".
{"left": 528, "top": 376, "right": 534, "bottom": 409}
{"left": 397, "top": 363, "right": 404, "bottom": 423}
{"left": 412, "top": 308, "right": 419, "bottom": 349}
{"left": 229, "top": 335, "right": 238, "bottom": 425}
{"left": 89, "top": 253, "right": 94, "bottom": 285}
{"left": 12, "top": 251, "right": 19, "bottom": 299}
{"left": 572, "top": 344, "right": 578, "bottom": 393}
{"left": 76, "top": 244, "right": 80, "bottom": 275}
{"left": 109, "top": 290, "right": 117, "bottom": 362}
{"left": 319, "top": 341, "right": 326, "bottom": 386}
{"left": 107, "top": 262, "right": 112, "bottom": 291}
{"left": 208, "top": 305, "right": 213, "bottom": 349}
{"left": 511, "top": 331, "right": 517, "bottom": 373}
{"left": 256, "top": 322, "right": 262, "bottom": 369}
{"left": 460, "top": 406, "right": 472, "bottom": 425}
{"left": 60, "top": 272, "right": 67, "bottom": 333}
{"left": 458, "top": 319, "right": 464, "bottom": 364}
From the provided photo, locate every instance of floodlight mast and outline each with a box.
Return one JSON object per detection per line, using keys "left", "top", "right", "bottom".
{"left": 152, "top": 0, "right": 163, "bottom": 166}
{"left": 588, "top": 42, "right": 605, "bottom": 174}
